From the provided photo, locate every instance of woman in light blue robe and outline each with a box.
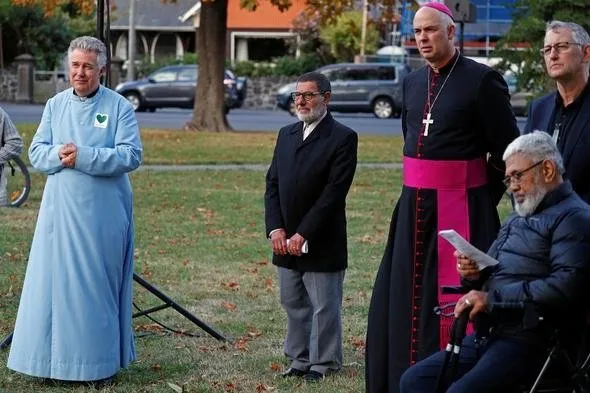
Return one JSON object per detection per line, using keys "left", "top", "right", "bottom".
{"left": 7, "top": 36, "right": 142, "bottom": 382}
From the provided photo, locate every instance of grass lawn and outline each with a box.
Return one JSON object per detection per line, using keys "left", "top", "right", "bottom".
{"left": 0, "top": 168, "right": 399, "bottom": 393}
{"left": 14, "top": 124, "right": 404, "bottom": 166}
{"left": 0, "top": 127, "right": 512, "bottom": 392}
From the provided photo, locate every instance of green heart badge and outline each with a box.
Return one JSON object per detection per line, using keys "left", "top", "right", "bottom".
{"left": 94, "top": 113, "right": 109, "bottom": 128}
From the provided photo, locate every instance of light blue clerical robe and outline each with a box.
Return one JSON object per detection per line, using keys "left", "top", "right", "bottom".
{"left": 7, "top": 85, "right": 142, "bottom": 381}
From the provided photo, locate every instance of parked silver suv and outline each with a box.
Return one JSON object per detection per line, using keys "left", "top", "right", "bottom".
{"left": 276, "top": 62, "right": 410, "bottom": 119}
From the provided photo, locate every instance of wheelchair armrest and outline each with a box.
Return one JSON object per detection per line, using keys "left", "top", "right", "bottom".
{"left": 441, "top": 285, "right": 468, "bottom": 295}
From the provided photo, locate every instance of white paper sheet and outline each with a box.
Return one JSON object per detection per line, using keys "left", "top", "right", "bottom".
{"left": 286, "top": 239, "right": 308, "bottom": 254}
{"left": 438, "top": 229, "right": 499, "bottom": 270}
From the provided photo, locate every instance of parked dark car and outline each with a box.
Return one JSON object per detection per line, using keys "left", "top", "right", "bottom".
{"left": 115, "top": 65, "right": 246, "bottom": 112}
{"left": 276, "top": 62, "right": 410, "bottom": 119}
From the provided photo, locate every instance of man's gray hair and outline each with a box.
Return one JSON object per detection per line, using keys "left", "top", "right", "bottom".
{"left": 297, "top": 72, "right": 331, "bottom": 93}
{"left": 547, "top": 21, "right": 590, "bottom": 45}
{"left": 503, "top": 131, "right": 565, "bottom": 174}
{"left": 68, "top": 36, "right": 107, "bottom": 69}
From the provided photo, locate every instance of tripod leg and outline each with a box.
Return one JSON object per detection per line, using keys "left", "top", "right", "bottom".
{"left": 0, "top": 332, "right": 13, "bottom": 350}
{"left": 133, "top": 274, "right": 228, "bottom": 342}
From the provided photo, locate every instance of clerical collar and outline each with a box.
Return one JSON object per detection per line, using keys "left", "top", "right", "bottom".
{"left": 73, "top": 86, "right": 100, "bottom": 100}
{"left": 431, "top": 50, "right": 460, "bottom": 75}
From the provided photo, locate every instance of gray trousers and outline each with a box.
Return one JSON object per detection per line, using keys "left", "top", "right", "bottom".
{"left": 278, "top": 267, "right": 345, "bottom": 374}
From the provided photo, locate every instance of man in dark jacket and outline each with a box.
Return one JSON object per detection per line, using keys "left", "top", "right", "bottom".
{"left": 524, "top": 21, "right": 590, "bottom": 203}
{"left": 400, "top": 131, "right": 590, "bottom": 393}
{"left": 264, "top": 71, "right": 358, "bottom": 382}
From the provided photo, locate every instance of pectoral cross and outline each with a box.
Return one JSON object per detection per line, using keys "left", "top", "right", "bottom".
{"left": 422, "top": 112, "right": 434, "bottom": 136}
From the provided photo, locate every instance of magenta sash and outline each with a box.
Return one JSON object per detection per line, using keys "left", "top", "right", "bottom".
{"left": 403, "top": 156, "right": 488, "bottom": 348}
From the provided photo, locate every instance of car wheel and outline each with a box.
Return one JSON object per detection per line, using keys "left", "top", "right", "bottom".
{"left": 288, "top": 100, "right": 296, "bottom": 116}
{"left": 372, "top": 97, "right": 394, "bottom": 119}
{"left": 124, "top": 92, "right": 142, "bottom": 112}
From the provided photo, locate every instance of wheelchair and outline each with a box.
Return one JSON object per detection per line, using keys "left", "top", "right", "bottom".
{"left": 434, "top": 286, "right": 590, "bottom": 393}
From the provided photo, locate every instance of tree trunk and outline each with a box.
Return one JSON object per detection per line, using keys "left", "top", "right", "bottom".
{"left": 185, "top": 0, "right": 231, "bottom": 132}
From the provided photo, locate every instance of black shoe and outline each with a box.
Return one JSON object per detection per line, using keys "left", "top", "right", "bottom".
{"left": 304, "top": 370, "right": 325, "bottom": 382}
{"left": 281, "top": 367, "right": 307, "bottom": 378}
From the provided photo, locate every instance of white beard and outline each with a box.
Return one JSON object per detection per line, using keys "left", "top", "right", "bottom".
{"left": 296, "top": 104, "right": 326, "bottom": 123}
{"left": 515, "top": 186, "right": 547, "bottom": 217}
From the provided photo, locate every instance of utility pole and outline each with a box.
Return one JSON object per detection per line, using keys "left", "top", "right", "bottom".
{"left": 360, "top": 0, "right": 368, "bottom": 60}
{"left": 128, "top": 0, "right": 137, "bottom": 81}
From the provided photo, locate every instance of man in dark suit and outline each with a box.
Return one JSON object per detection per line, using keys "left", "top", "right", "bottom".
{"left": 264, "top": 72, "right": 358, "bottom": 382}
{"left": 525, "top": 20, "right": 590, "bottom": 203}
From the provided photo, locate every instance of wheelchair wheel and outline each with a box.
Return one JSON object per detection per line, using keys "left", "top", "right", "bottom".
{"left": 4, "top": 156, "right": 31, "bottom": 207}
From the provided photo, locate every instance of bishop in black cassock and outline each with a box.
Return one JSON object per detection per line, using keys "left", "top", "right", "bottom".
{"left": 365, "top": 4, "right": 520, "bottom": 393}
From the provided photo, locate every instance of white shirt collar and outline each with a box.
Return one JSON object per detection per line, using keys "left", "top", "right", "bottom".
{"left": 303, "top": 110, "right": 327, "bottom": 140}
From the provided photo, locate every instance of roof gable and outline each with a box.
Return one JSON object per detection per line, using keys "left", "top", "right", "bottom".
{"left": 110, "top": 0, "right": 195, "bottom": 30}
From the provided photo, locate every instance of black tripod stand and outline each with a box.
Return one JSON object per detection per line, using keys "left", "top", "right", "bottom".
{"left": 1, "top": 273, "right": 228, "bottom": 350}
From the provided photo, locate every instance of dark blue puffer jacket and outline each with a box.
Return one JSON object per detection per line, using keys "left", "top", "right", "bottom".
{"left": 480, "top": 181, "right": 590, "bottom": 339}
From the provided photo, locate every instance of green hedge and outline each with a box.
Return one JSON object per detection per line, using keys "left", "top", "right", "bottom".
{"left": 230, "top": 54, "right": 322, "bottom": 78}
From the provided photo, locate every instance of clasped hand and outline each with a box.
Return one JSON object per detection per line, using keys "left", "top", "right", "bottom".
{"left": 58, "top": 143, "right": 77, "bottom": 168}
{"left": 270, "top": 230, "right": 305, "bottom": 257}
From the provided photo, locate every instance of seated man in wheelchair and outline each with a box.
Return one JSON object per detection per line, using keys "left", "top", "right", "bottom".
{"left": 400, "top": 131, "right": 590, "bottom": 393}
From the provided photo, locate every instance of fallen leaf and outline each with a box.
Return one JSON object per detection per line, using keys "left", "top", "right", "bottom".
{"left": 264, "top": 278, "right": 274, "bottom": 291}
{"left": 234, "top": 338, "right": 248, "bottom": 351}
{"left": 136, "top": 323, "right": 164, "bottom": 333}
{"left": 151, "top": 363, "right": 162, "bottom": 371}
{"left": 221, "top": 281, "right": 240, "bottom": 291}
{"left": 247, "top": 326, "right": 262, "bottom": 338}
{"left": 222, "top": 302, "right": 237, "bottom": 312}
{"left": 347, "top": 336, "right": 366, "bottom": 351}
{"left": 270, "top": 362, "right": 281, "bottom": 371}
{"left": 166, "top": 382, "right": 183, "bottom": 393}
{"left": 225, "top": 382, "right": 236, "bottom": 391}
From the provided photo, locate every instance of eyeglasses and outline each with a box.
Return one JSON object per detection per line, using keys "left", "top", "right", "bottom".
{"left": 290, "top": 91, "right": 324, "bottom": 102}
{"left": 503, "top": 160, "right": 544, "bottom": 188}
{"left": 540, "top": 42, "right": 583, "bottom": 56}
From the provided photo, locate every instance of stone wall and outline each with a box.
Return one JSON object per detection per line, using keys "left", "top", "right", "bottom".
{"left": 0, "top": 70, "right": 18, "bottom": 102}
{"left": 241, "top": 76, "right": 296, "bottom": 110}
{"left": 33, "top": 76, "right": 70, "bottom": 105}
{"left": 1, "top": 68, "right": 295, "bottom": 110}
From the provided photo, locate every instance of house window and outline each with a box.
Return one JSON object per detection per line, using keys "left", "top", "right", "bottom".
{"left": 247, "top": 38, "right": 290, "bottom": 61}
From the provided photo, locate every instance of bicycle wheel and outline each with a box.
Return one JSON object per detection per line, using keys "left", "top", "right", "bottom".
{"left": 3, "top": 155, "right": 31, "bottom": 207}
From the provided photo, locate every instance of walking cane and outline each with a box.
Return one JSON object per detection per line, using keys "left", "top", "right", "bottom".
{"left": 435, "top": 308, "right": 470, "bottom": 393}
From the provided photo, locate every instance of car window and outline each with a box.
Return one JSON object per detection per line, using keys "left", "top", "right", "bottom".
{"left": 178, "top": 68, "right": 197, "bottom": 82}
{"left": 342, "top": 67, "right": 379, "bottom": 81}
{"left": 151, "top": 70, "right": 177, "bottom": 82}
{"left": 376, "top": 67, "right": 396, "bottom": 80}
{"left": 321, "top": 68, "right": 345, "bottom": 81}
{"left": 343, "top": 68, "right": 369, "bottom": 81}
